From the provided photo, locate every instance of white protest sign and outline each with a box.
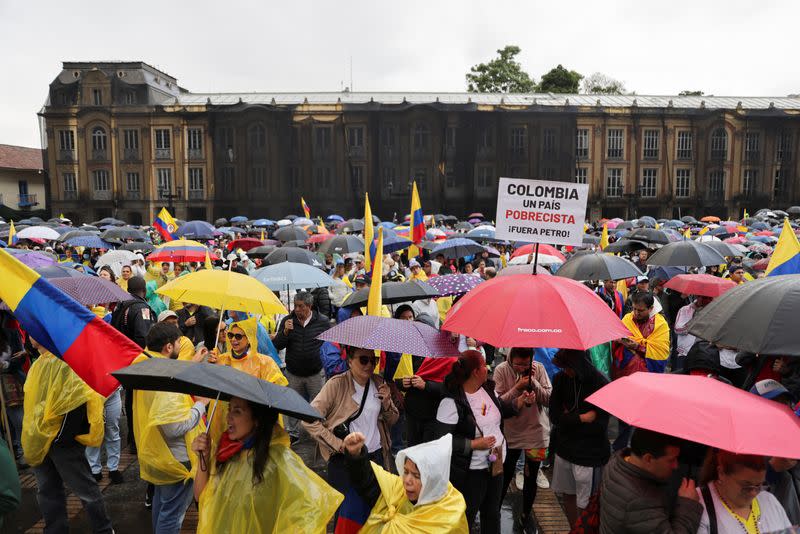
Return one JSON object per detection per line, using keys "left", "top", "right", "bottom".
{"left": 495, "top": 177, "right": 589, "bottom": 247}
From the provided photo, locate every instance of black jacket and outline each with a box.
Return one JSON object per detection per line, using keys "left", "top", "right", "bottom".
{"left": 311, "top": 287, "right": 333, "bottom": 319}
{"left": 549, "top": 352, "right": 610, "bottom": 467}
{"left": 272, "top": 311, "right": 329, "bottom": 377}
{"left": 111, "top": 297, "right": 155, "bottom": 349}
{"left": 176, "top": 305, "right": 214, "bottom": 346}
{"left": 433, "top": 380, "right": 517, "bottom": 485}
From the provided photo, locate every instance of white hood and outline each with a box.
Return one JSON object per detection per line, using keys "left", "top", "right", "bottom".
{"left": 395, "top": 433, "right": 452, "bottom": 506}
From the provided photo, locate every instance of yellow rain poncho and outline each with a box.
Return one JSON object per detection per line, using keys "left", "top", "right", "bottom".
{"left": 176, "top": 335, "right": 196, "bottom": 362}
{"left": 22, "top": 351, "right": 104, "bottom": 467}
{"left": 133, "top": 352, "right": 206, "bottom": 485}
{"left": 197, "top": 427, "right": 342, "bottom": 534}
{"left": 362, "top": 434, "right": 467, "bottom": 533}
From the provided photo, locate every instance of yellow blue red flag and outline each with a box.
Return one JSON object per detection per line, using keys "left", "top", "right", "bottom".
{"left": 8, "top": 220, "right": 17, "bottom": 246}
{"left": 301, "top": 197, "right": 311, "bottom": 219}
{"left": 766, "top": 219, "right": 800, "bottom": 276}
{"left": 153, "top": 207, "right": 177, "bottom": 242}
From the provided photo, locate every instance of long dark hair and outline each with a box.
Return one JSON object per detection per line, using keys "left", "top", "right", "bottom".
{"left": 443, "top": 350, "right": 484, "bottom": 395}
{"left": 202, "top": 315, "right": 220, "bottom": 351}
{"left": 217, "top": 402, "right": 279, "bottom": 486}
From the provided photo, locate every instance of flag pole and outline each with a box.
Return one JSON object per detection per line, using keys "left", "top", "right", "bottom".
{"left": 199, "top": 391, "right": 223, "bottom": 472}
{"left": 0, "top": 384, "right": 15, "bottom": 455}
{"left": 532, "top": 243, "right": 540, "bottom": 275}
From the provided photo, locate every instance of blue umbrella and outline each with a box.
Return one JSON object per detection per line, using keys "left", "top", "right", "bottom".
{"left": 648, "top": 266, "right": 687, "bottom": 281}
{"left": 432, "top": 238, "right": 485, "bottom": 259}
{"left": 378, "top": 221, "right": 397, "bottom": 230}
{"left": 252, "top": 262, "right": 333, "bottom": 291}
{"left": 380, "top": 227, "right": 412, "bottom": 254}
{"left": 64, "top": 236, "right": 116, "bottom": 249}
{"left": 251, "top": 219, "right": 275, "bottom": 227}
{"left": 0, "top": 240, "right": 6, "bottom": 248}
{"left": 53, "top": 226, "right": 75, "bottom": 235}
{"left": 176, "top": 220, "right": 216, "bottom": 240}
{"left": 751, "top": 221, "right": 770, "bottom": 230}
{"left": 326, "top": 215, "right": 345, "bottom": 222}
{"left": 466, "top": 228, "right": 496, "bottom": 242}
{"left": 230, "top": 216, "right": 248, "bottom": 223}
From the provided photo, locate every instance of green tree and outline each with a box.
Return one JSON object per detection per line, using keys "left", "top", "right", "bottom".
{"left": 582, "top": 72, "right": 626, "bottom": 95}
{"left": 537, "top": 64, "right": 583, "bottom": 93}
{"left": 466, "top": 45, "right": 536, "bottom": 93}
{"left": 679, "top": 90, "right": 704, "bottom": 96}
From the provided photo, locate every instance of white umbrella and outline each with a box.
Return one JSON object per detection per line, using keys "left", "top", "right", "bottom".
{"left": 276, "top": 219, "right": 292, "bottom": 227}
{"left": 508, "top": 252, "right": 564, "bottom": 266}
{"left": 16, "top": 226, "right": 61, "bottom": 241}
{"left": 696, "top": 235, "right": 721, "bottom": 242}
{"left": 94, "top": 250, "right": 138, "bottom": 277}
{"left": 292, "top": 217, "right": 314, "bottom": 226}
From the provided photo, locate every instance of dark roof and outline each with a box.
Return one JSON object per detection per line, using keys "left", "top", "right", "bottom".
{"left": 0, "top": 144, "right": 43, "bottom": 171}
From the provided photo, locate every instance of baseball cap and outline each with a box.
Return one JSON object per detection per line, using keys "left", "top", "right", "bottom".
{"left": 750, "top": 379, "right": 791, "bottom": 400}
{"left": 354, "top": 273, "right": 369, "bottom": 284}
{"left": 636, "top": 275, "right": 649, "bottom": 283}
{"left": 158, "top": 310, "right": 178, "bottom": 323}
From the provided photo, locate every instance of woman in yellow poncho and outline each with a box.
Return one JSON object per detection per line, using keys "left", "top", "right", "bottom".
{"left": 341, "top": 431, "right": 468, "bottom": 533}
{"left": 191, "top": 396, "right": 342, "bottom": 533}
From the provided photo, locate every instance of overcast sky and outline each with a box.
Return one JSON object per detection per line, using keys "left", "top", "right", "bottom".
{"left": 2, "top": 0, "right": 798, "bottom": 148}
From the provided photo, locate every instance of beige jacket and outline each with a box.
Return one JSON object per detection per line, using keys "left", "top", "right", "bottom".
{"left": 494, "top": 360, "right": 552, "bottom": 450}
{"left": 302, "top": 370, "right": 399, "bottom": 468}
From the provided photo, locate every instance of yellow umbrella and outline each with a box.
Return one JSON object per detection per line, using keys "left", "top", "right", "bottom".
{"left": 156, "top": 269, "right": 287, "bottom": 316}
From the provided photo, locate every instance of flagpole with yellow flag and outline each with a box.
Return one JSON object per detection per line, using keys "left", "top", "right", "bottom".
{"left": 204, "top": 250, "right": 213, "bottom": 270}
{"left": 408, "top": 182, "right": 424, "bottom": 260}
{"left": 364, "top": 192, "right": 374, "bottom": 272}
{"left": 367, "top": 228, "right": 383, "bottom": 317}
{"left": 599, "top": 223, "right": 609, "bottom": 250}
{"left": 7, "top": 220, "right": 16, "bottom": 246}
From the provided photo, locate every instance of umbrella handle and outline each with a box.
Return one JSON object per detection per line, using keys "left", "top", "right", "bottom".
{"left": 199, "top": 391, "right": 222, "bottom": 472}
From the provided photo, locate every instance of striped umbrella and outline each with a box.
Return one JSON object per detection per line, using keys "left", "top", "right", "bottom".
{"left": 147, "top": 239, "right": 219, "bottom": 263}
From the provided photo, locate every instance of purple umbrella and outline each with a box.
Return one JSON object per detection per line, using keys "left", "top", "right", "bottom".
{"left": 427, "top": 274, "right": 484, "bottom": 297}
{"left": 49, "top": 276, "right": 133, "bottom": 306}
{"left": 317, "top": 315, "right": 460, "bottom": 357}
{"left": 5, "top": 249, "right": 57, "bottom": 268}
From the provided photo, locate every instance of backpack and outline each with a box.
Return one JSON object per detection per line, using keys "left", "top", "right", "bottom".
{"left": 570, "top": 489, "right": 601, "bottom": 534}
{"left": 110, "top": 299, "right": 142, "bottom": 337}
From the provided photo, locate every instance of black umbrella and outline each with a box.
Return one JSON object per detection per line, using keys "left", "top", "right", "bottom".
{"left": 112, "top": 358, "right": 323, "bottom": 422}
{"left": 342, "top": 280, "right": 439, "bottom": 307}
{"left": 787, "top": 206, "right": 800, "bottom": 216}
{"left": 102, "top": 226, "right": 148, "bottom": 241}
{"left": 214, "top": 218, "right": 229, "bottom": 227}
{"left": 317, "top": 235, "right": 365, "bottom": 255}
{"left": 431, "top": 238, "right": 485, "bottom": 259}
{"left": 58, "top": 229, "right": 100, "bottom": 242}
{"left": 454, "top": 221, "right": 474, "bottom": 231}
{"left": 119, "top": 242, "right": 155, "bottom": 253}
{"left": 646, "top": 241, "right": 727, "bottom": 267}
{"left": 247, "top": 245, "right": 278, "bottom": 259}
{"left": 35, "top": 265, "right": 88, "bottom": 279}
{"left": 628, "top": 227, "right": 670, "bottom": 245}
{"left": 556, "top": 253, "right": 643, "bottom": 281}
{"left": 337, "top": 219, "right": 365, "bottom": 234}
{"left": 274, "top": 226, "right": 309, "bottom": 243}
{"left": 698, "top": 240, "right": 742, "bottom": 258}
{"left": 282, "top": 239, "right": 310, "bottom": 248}
{"left": 603, "top": 239, "right": 650, "bottom": 253}
{"left": 93, "top": 217, "right": 127, "bottom": 227}
{"left": 263, "top": 248, "right": 323, "bottom": 267}
{"left": 688, "top": 275, "right": 800, "bottom": 356}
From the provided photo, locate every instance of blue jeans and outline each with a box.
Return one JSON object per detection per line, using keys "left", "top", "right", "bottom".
{"left": 85, "top": 388, "right": 122, "bottom": 473}
{"left": 152, "top": 479, "right": 194, "bottom": 534}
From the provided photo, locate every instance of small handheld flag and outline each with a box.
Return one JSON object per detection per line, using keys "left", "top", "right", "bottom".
{"left": 367, "top": 228, "right": 384, "bottom": 318}
{"left": 408, "top": 182, "right": 424, "bottom": 259}
{"left": 8, "top": 220, "right": 17, "bottom": 246}
{"left": 153, "top": 207, "right": 178, "bottom": 242}
{"left": 301, "top": 197, "right": 311, "bottom": 219}
{"left": 599, "top": 224, "right": 609, "bottom": 250}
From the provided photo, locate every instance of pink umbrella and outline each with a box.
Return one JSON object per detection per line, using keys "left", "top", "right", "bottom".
{"left": 587, "top": 373, "right": 800, "bottom": 458}
{"left": 723, "top": 236, "right": 746, "bottom": 245}
{"left": 605, "top": 221, "right": 620, "bottom": 229}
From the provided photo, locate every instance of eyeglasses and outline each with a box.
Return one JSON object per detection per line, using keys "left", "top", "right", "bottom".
{"left": 358, "top": 355, "right": 380, "bottom": 367}
{"left": 226, "top": 332, "right": 245, "bottom": 341}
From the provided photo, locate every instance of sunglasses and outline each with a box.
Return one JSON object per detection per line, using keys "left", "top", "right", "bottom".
{"left": 358, "top": 355, "right": 380, "bottom": 367}
{"left": 226, "top": 332, "right": 245, "bottom": 341}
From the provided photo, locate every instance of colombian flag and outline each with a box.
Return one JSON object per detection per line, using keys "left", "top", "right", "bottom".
{"left": 0, "top": 248, "right": 142, "bottom": 396}
{"left": 364, "top": 193, "right": 375, "bottom": 273}
{"left": 408, "top": 182, "right": 424, "bottom": 258}
{"left": 301, "top": 197, "right": 311, "bottom": 219}
{"left": 766, "top": 219, "right": 800, "bottom": 276}
{"left": 599, "top": 223, "right": 609, "bottom": 250}
{"left": 393, "top": 354, "right": 457, "bottom": 383}
{"left": 8, "top": 220, "right": 17, "bottom": 246}
{"left": 153, "top": 207, "right": 177, "bottom": 242}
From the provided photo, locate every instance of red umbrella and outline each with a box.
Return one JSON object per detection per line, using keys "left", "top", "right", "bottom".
{"left": 663, "top": 274, "right": 736, "bottom": 298}
{"left": 227, "top": 238, "right": 264, "bottom": 252}
{"left": 587, "top": 373, "right": 800, "bottom": 458}
{"left": 307, "top": 233, "right": 335, "bottom": 245}
{"left": 723, "top": 236, "right": 746, "bottom": 245}
{"left": 441, "top": 274, "right": 630, "bottom": 349}
{"left": 754, "top": 230, "right": 775, "bottom": 237}
{"left": 510, "top": 243, "right": 566, "bottom": 262}
{"left": 752, "top": 257, "right": 771, "bottom": 271}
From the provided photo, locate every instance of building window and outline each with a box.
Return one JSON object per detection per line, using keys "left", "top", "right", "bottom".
{"left": 709, "top": 170, "right": 725, "bottom": 198}
{"left": 249, "top": 124, "right": 266, "bottom": 150}
{"left": 510, "top": 127, "right": 526, "bottom": 155}
{"left": 414, "top": 168, "right": 427, "bottom": 191}
{"left": 575, "top": 167, "right": 588, "bottom": 184}
{"left": 675, "top": 169, "right": 691, "bottom": 198}
{"left": 575, "top": 129, "right": 589, "bottom": 159}
{"left": 710, "top": 128, "right": 728, "bottom": 159}
{"left": 188, "top": 128, "right": 203, "bottom": 152}
{"left": 477, "top": 166, "right": 493, "bottom": 188}
{"left": 413, "top": 123, "right": 430, "bottom": 150}
{"left": 125, "top": 172, "right": 140, "bottom": 199}
{"left": 92, "top": 89, "right": 102, "bottom": 106}
{"left": 92, "top": 170, "right": 110, "bottom": 191}
{"left": 775, "top": 169, "right": 787, "bottom": 198}
{"left": 641, "top": 168, "right": 657, "bottom": 197}
{"left": 446, "top": 127, "right": 457, "bottom": 149}
{"left": 479, "top": 127, "right": 493, "bottom": 149}
{"left": 677, "top": 131, "right": 693, "bottom": 159}
{"left": 157, "top": 168, "right": 173, "bottom": 197}
{"left": 59, "top": 130, "right": 75, "bottom": 151}
{"left": 643, "top": 129, "right": 660, "bottom": 159}
{"left": 189, "top": 168, "right": 204, "bottom": 193}
{"left": 351, "top": 165, "right": 364, "bottom": 190}
{"left": 607, "top": 128, "right": 624, "bottom": 159}
{"left": 777, "top": 131, "right": 793, "bottom": 162}
{"left": 288, "top": 167, "right": 299, "bottom": 189}
{"left": 745, "top": 132, "right": 760, "bottom": 162}
{"left": 123, "top": 129, "right": 139, "bottom": 150}
{"left": 154, "top": 129, "right": 171, "bottom": 159}
{"left": 124, "top": 91, "right": 136, "bottom": 105}
{"left": 606, "top": 168, "right": 623, "bottom": 197}
{"left": 445, "top": 166, "right": 456, "bottom": 189}
{"left": 219, "top": 127, "right": 235, "bottom": 152}
{"left": 743, "top": 169, "right": 757, "bottom": 196}
{"left": 315, "top": 167, "right": 332, "bottom": 189}
{"left": 251, "top": 166, "right": 267, "bottom": 191}
{"left": 543, "top": 128, "right": 556, "bottom": 155}
{"left": 381, "top": 126, "right": 396, "bottom": 148}
{"left": 92, "top": 127, "right": 107, "bottom": 152}
{"left": 382, "top": 167, "right": 395, "bottom": 188}
{"left": 315, "top": 127, "right": 332, "bottom": 152}
{"left": 348, "top": 126, "right": 364, "bottom": 148}
{"left": 222, "top": 167, "right": 236, "bottom": 192}
{"left": 63, "top": 172, "right": 77, "bottom": 199}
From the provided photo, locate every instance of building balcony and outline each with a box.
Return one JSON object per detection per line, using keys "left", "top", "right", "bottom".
{"left": 188, "top": 148, "right": 204, "bottom": 160}
{"left": 125, "top": 190, "right": 141, "bottom": 200}
{"left": 63, "top": 190, "right": 78, "bottom": 200}
{"left": 188, "top": 189, "right": 204, "bottom": 200}
{"left": 154, "top": 148, "right": 172, "bottom": 160}
{"left": 92, "top": 189, "right": 112, "bottom": 201}
{"left": 709, "top": 150, "right": 727, "bottom": 161}
{"left": 58, "top": 149, "right": 76, "bottom": 162}
{"left": 123, "top": 148, "right": 140, "bottom": 162}
{"left": 18, "top": 194, "right": 38, "bottom": 207}
{"left": 745, "top": 152, "right": 760, "bottom": 163}
{"left": 348, "top": 146, "right": 366, "bottom": 160}
{"left": 91, "top": 149, "right": 107, "bottom": 161}
{"left": 606, "top": 187, "right": 624, "bottom": 198}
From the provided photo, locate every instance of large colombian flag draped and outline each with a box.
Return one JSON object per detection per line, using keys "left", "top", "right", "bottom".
{"left": 0, "top": 248, "right": 143, "bottom": 397}
{"left": 153, "top": 207, "right": 178, "bottom": 242}
{"left": 766, "top": 219, "right": 800, "bottom": 276}
{"left": 408, "top": 181, "right": 424, "bottom": 259}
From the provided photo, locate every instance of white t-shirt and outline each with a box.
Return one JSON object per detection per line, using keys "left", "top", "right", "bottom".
{"left": 437, "top": 387, "right": 506, "bottom": 470}
{"left": 697, "top": 483, "right": 791, "bottom": 534}
{"left": 349, "top": 379, "right": 382, "bottom": 453}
